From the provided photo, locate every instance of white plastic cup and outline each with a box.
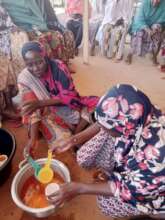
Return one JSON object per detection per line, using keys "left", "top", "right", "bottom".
{"left": 45, "top": 183, "right": 60, "bottom": 197}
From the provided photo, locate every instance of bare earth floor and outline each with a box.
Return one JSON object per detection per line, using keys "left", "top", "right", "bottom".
{"left": 1, "top": 55, "right": 165, "bottom": 220}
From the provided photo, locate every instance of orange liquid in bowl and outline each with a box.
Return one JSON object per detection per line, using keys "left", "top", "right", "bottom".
{"left": 20, "top": 172, "right": 64, "bottom": 208}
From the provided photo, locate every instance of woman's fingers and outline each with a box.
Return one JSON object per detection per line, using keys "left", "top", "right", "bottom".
{"left": 22, "top": 102, "right": 33, "bottom": 112}
{"left": 22, "top": 101, "right": 29, "bottom": 107}
{"left": 22, "top": 103, "right": 37, "bottom": 115}
{"left": 48, "top": 190, "right": 60, "bottom": 198}
{"left": 47, "top": 191, "right": 63, "bottom": 205}
{"left": 23, "top": 147, "right": 30, "bottom": 158}
{"left": 51, "top": 138, "right": 72, "bottom": 153}
{"left": 55, "top": 145, "right": 71, "bottom": 153}
{"left": 22, "top": 101, "right": 34, "bottom": 108}
{"left": 47, "top": 183, "right": 79, "bottom": 206}
{"left": 48, "top": 197, "right": 62, "bottom": 205}
{"left": 24, "top": 139, "right": 37, "bottom": 158}
{"left": 22, "top": 106, "right": 32, "bottom": 115}
{"left": 22, "top": 101, "right": 40, "bottom": 115}
{"left": 48, "top": 195, "right": 59, "bottom": 201}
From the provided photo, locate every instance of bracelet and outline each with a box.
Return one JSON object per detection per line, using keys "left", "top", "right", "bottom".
{"left": 72, "top": 137, "right": 78, "bottom": 144}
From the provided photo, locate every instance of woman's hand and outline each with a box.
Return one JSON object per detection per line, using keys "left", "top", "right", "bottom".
{"left": 47, "top": 182, "right": 113, "bottom": 207}
{"left": 22, "top": 100, "right": 41, "bottom": 115}
{"left": 67, "top": 123, "right": 76, "bottom": 133}
{"left": 51, "top": 123, "right": 100, "bottom": 154}
{"left": 47, "top": 182, "right": 82, "bottom": 207}
{"left": 24, "top": 139, "right": 37, "bottom": 158}
{"left": 51, "top": 137, "right": 75, "bottom": 154}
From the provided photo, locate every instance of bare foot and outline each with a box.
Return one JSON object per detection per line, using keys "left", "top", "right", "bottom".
{"left": 75, "top": 48, "right": 79, "bottom": 56}
{"left": 125, "top": 53, "right": 133, "bottom": 64}
{"left": 151, "top": 54, "right": 159, "bottom": 66}
{"left": 114, "top": 56, "right": 123, "bottom": 63}
{"left": 90, "top": 43, "right": 96, "bottom": 56}
{"left": 107, "top": 51, "right": 116, "bottom": 59}
{"left": 68, "top": 63, "right": 76, "bottom": 74}
{"left": 90, "top": 47, "right": 95, "bottom": 56}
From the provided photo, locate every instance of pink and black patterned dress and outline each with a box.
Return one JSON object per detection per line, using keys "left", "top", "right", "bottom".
{"left": 18, "top": 42, "right": 99, "bottom": 147}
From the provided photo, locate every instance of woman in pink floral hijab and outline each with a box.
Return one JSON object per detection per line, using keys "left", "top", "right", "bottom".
{"left": 48, "top": 84, "right": 165, "bottom": 219}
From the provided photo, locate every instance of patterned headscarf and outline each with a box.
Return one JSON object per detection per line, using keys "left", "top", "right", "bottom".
{"left": 95, "top": 84, "right": 152, "bottom": 138}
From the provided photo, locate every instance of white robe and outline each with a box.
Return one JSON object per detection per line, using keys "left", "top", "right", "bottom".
{"left": 90, "top": 0, "right": 105, "bottom": 21}
{"left": 96, "top": 0, "right": 135, "bottom": 43}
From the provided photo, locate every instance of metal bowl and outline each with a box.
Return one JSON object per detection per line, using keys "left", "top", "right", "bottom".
{"left": 0, "top": 128, "right": 16, "bottom": 185}
{"left": 11, "top": 158, "right": 71, "bottom": 218}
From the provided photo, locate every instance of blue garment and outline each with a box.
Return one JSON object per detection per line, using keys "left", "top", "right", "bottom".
{"left": 130, "top": 0, "right": 165, "bottom": 33}
{"left": 0, "top": 0, "right": 48, "bottom": 31}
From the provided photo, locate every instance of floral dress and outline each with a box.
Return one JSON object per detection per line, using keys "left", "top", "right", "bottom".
{"left": 37, "top": 30, "right": 75, "bottom": 64}
{"left": 77, "top": 84, "right": 165, "bottom": 218}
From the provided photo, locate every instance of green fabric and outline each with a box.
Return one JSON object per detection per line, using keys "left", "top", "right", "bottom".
{"left": 36, "top": 0, "right": 58, "bottom": 24}
{"left": 130, "top": 0, "right": 165, "bottom": 33}
{"left": 0, "top": 0, "right": 48, "bottom": 31}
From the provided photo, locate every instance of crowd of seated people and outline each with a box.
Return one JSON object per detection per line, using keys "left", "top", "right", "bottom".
{"left": 89, "top": 0, "right": 165, "bottom": 71}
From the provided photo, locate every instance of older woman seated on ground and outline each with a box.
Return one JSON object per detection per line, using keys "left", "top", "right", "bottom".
{"left": 18, "top": 41, "right": 98, "bottom": 156}
{"left": 49, "top": 84, "right": 165, "bottom": 219}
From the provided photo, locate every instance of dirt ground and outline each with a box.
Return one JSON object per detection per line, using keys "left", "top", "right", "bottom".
{"left": 0, "top": 55, "right": 165, "bottom": 220}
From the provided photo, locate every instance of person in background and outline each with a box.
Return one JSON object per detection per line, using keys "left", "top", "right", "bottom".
{"left": 159, "top": 31, "right": 165, "bottom": 72}
{"left": 96, "top": 0, "right": 135, "bottom": 61}
{"left": 126, "top": 0, "right": 165, "bottom": 65}
{"left": 1, "top": 0, "right": 76, "bottom": 72}
{"left": 65, "top": 0, "right": 84, "bottom": 55}
{"left": 33, "top": 0, "right": 76, "bottom": 72}
{"left": 89, "top": 0, "right": 106, "bottom": 56}
{"left": 0, "top": 5, "right": 21, "bottom": 126}
{"left": 49, "top": 84, "right": 165, "bottom": 219}
{"left": 18, "top": 42, "right": 98, "bottom": 157}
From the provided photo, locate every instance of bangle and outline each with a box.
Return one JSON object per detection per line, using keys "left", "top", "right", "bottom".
{"left": 72, "top": 137, "right": 78, "bottom": 145}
